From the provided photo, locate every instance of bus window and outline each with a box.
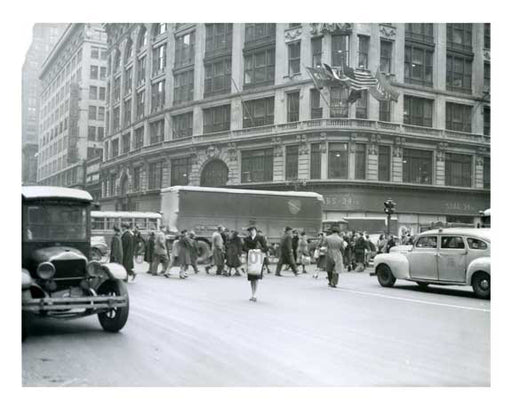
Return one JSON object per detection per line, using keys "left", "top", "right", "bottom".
{"left": 106, "top": 217, "right": 118, "bottom": 229}
{"left": 91, "top": 217, "right": 105, "bottom": 230}
{"left": 134, "top": 218, "right": 147, "bottom": 230}
{"left": 148, "top": 218, "right": 158, "bottom": 230}
{"left": 121, "top": 218, "right": 132, "bottom": 228}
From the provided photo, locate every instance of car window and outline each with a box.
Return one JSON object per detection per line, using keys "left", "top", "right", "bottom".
{"left": 467, "top": 237, "right": 488, "bottom": 250}
{"left": 441, "top": 236, "right": 465, "bottom": 249}
{"left": 415, "top": 236, "right": 437, "bottom": 249}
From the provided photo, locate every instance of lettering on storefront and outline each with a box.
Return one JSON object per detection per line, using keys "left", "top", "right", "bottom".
{"left": 445, "top": 202, "right": 473, "bottom": 212}
{"left": 324, "top": 194, "right": 361, "bottom": 209}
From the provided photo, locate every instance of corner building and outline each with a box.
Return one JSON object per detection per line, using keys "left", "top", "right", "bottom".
{"left": 101, "top": 23, "right": 490, "bottom": 234}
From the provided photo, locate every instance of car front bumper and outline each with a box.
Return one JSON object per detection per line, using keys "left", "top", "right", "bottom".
{"left": 22, "top": 295, "right": 128, "bottom": 313}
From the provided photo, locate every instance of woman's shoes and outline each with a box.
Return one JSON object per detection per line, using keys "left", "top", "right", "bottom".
{"left": 249, "top": 297, "right": 257, "bottom": 302}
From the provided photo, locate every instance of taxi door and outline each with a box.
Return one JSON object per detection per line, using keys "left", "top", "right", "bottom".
{"left": 437, "top": 235, "right": 467, "bottom": 283}
{"left": 408, "top": 235, "right": 439, "bottom": 281}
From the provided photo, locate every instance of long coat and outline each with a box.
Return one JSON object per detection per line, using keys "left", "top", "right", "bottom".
{"left": 279, "top": 234, "right": 295, "bottom": 265}
{"left": 189, "top": 238, "right": 199, "bottom": 264}
{"left": 121, "top": 230, "right": 135, "bottom": 270}
{"left": 297, "top": 237, "right": 309, "bottom": 263}
{"left": 226, "top": 236, "right": 243, "bottom": 268}
{"left": 325, "top": 233, "right": 344, "bottom": 274}
{"left": 211, "top": 231, "right": 224, "bottom": 266}
{"left": 177, "top": 237, "right": 193, "bottom": 265}
{"left": 110, "top": 233, "right": 123, "bottom": 264}
{"left": 144, "top": 234, "right": 155, "bottom": 263}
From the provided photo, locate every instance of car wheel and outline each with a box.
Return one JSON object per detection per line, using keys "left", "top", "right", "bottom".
{"left": 196, "top": 240, "right": 210, "bottom": 264}
{"left": 377, "top": 264, "right": 396, "bottom": 287}
{"left": 416, "top": 281, "right": 430, "bottom": 289}
{"left": 97, "top": 280, "right": 129, "bottom": 332}
{"left": 472, "top": 272, "right": 490, "bottom": 299}
{"left": 90, "top": 247, "right": 102, "bottom": 262}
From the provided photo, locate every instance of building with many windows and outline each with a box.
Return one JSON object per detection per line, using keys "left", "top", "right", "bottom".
{"left": 100, "top": 23, "right": 490, "bottom": 234}
{"left": 36, "top": 23, "right": 108, "bottom": 200}
{"left": 22, "top": 23, "right": 66, "bottom": 185}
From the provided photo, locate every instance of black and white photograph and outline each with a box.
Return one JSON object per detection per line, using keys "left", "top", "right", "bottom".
{"left": 4, "top": 0, "right": 511, "bottom": 407}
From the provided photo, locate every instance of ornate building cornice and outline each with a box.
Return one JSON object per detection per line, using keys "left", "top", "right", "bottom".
{"left": 310, "top": 23, "right": 352, "bottom": 36}
{"left": 379, "top": 24, "right": 396, "bottom": 40}
{"left": 284, "top": 27, "right": 302, "bottom": 43}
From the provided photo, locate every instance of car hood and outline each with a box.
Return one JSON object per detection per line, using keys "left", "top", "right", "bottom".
{"left": 390, "top": 245, "right": 413, "bottom": 254}
{"left": 32, "top": 246, "right": 88, "bottom": 264}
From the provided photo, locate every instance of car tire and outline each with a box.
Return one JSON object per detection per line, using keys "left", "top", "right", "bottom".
{"left": 416, "top": 281, "right": 430, "bottom": 289}
{"left": 377, "top": 264, "right": 396, "bottom": 287}
{"left": 472, "top": 272, "right": 490, "bottom": 299}
{"left": 90, "top": 247, "right": 103, "bottom": 262}
{"left": 196, "top": 240, "right": 210, "bottom": 264}
{"left": 97, "top": 280, "right": 129, "bottom": 332}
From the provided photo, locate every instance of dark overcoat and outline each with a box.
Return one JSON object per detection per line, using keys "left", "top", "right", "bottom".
{"left": 121, "top": 230, "right": 135, "bottom": 271}
{"left": 279, "top": 234, "right": 295, "bottom": 265}
{"left": 226, "top": 236, "right": 243, "bottom": 268}
{"left": 110, "top": 233, "right": 123, "bottom": 264}
{"left": 177, "top": 237, "right": 192, "bottom": 265}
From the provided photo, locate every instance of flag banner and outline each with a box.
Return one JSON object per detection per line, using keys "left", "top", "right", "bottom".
{"left": 306, "top": 66, "right": 334, "bottom": 90}
{"left": 373, "top": 70, "right": 400, "bottom": 102}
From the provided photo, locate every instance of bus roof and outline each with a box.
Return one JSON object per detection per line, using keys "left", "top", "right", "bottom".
{"left": 22, "top": 186, "right": 93, "bottom": 202}
{"left": 162, "top": 185, "right": 324, "bottom": 201}
{"left": 91, "top": 211, "right": 162, "bottom": 219}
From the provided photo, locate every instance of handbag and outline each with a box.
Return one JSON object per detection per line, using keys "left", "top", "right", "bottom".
{"left": 302, "top": 256, "right": 311, "bottom": 265}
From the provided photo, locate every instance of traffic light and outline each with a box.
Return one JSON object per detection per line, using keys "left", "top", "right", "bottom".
{"left": 384, "top": 199, "right": 396, "bottom": 215}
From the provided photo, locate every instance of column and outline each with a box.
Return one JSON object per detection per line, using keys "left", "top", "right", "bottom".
{"left": 367, "top": 143, "right": 378, "bottom": 181}
{"left": 435, "top": 150, "right": 446, "bottom": 186}
{"left": 273, "top": 142, "right": 284, "bottom": 182}
{"left": 392, "top": 145, "right": 403, "bottom": 182}
{"left": 297, "top": 138, "right": 309, "bottom": 180}
{"left": 474, "top": 156, "right": 484, "bottom": 189}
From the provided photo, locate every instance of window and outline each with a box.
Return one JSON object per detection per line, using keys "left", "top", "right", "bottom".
{"left": 332, "top": 34, "right": 350, "bottom": 67}
{"left": 137, "top": 25, "right": 147, "bottom": 52}
{"left": 403, "top": 148, "right": 432, "bottom": 184}
{"left": 288, "top": 42, "right": 301, "bottom": 76}
{"left": 467, "top": 237, "right": 488, "bottom": 250}
{"left": 123, "top": 98, "right": 132, "bottom": 126}
{"left": 111, "top": 139, "right": 119, "bottom": 158}
{"left": 286, "top": 145, "right": 299, "bottom": 180}
{"left": 415, "top": 236, "right": 437, "bottom": 249}
{"left": 310, "top": 89, "right": 322, "bottom": 119}
{"left": 97, "top": 126, "right": 104, "bottom": 140}
{"left": 90, "top": 65, "right": 98, "bottom": 80}
{"left": 89, "top": 85, "right": 97, "bottom": 100}
{"left": 243, "top": 97, "right": 274, "bottom": 128}
{"left": 330, "top": 87, "right": 349, "bottom": 118}
{"left": 328, "top": 143, "right": 349, "bottom": 179}
{"left": 379, "top": 100, "right": 391, "bottom": 122}
{"left": 204, "top": 58, "right": 231, "bottom": 97}
{"left": 445, "top": 152, "right": 472, "bottom": 187}
{"left": 113, "top": 76, "right": 121, "bottom": 103}
{"left": 136, "top": 89, "right": 145, "bottom": 119}
{"left": 175, "top": 32, "right": 195, "bottom": 68}
{"left": 171, "top": 157, "right": 191, "bottom": 186}
{"left": 355, "top": 143, "right": 366, "bottom": 180}
{"left": 358, "top": 35, "right": 369, "bottom": 69}
{"left": 205, "top": 24, "right": 233, "bottom": 57}
{"left": 134, "top": 127, "right": 144, "bottom": 149}
{"left": 91, "top": 46, "right": 99, "bottom": 59}
{"left": 148, "top": 161, "right": 164, "bottom": 189}
{"left": 113, "top": 107, "right": 120, "bottom": 131}
{"left": 287, "top": 92, "right": 300, "bottom": 122}
{"left": 133, "top": 166, "right": 141, "bottom": 191}
{"left": 378, "top": 145, "right": 391, "bottom": 181}
{"left": 124, "top": 39, "right": 133, "bottom": 63}
{"left": 122, "top": 133, "right": 131, "bottom": 154}
{"left": 89, "top": 105, "right": 97, "bottom": 120}
{"left": 173, "top": 69, "right": 194, "bottom": 104}
{"left": 483, "top": 156, "right": 490, "bottom": 189}
{"left": 88, "top": 126, "right": 96, "bottom": 141}
{"left": 241, "top": 148, "right": 274, "bottom": 183}
{"left": 484, "top": 62, "right": 490, "bottom": 90}
{"left": 244, "top": 48, "right": 275, "bottom": 87}
{"left": 380, "top": 40, "right": 393, "bottom": 74}
{"left": 405, "top": 45, "right": 433, "bottom": 87}
{"left": 441, "top": 236, "right": 465, "bottom": 249}
{"left": 152, "top": 43, "right": 167, "bottom": 75}
{"left": 311, "top": 37, "right": 322, "bottom": 68}
{"left": 446, "top": 103, "right": 472, "bottom": 133}
{"left": 203, "top": 105, "right": 230, "bottom": 134}
{"left": 403, "top": 96, "right": 433, "bottom": 127}
{"left": 356, "top": 91, "right": 368, "bottom": 119}
{"left": 124, "top": 66, "right": 133, "bottom": 95}
{"left": 151, "top": 80, "right": 165, "bottom": 112}
{"left": 154, "top": 23, "right": 167, "bottom": 37}
{"left": 447, "top": 24, "right": 473, "bottom": 52}
{"left": 172, "top": 112, "right": 193, "bottom": 139}
{"left": 310, "top": 143, "right": 321, "bottom": 179}
{"left": 113, "top": 50, "right": 121, "bottom": 73}
{"left": 245, "top": 24, "right": 275, "bottom": 44}
{"left": 98, "top": 106, "right": 105, "bottom": 121}
{"left": 446, "top": 54, "right": 472, "bottom": 93}
{"left": 405, "top": 24, "right": 434, "bottom": 43}
{"left": 100, "top": 66, "right": 107, "bottom": 80}
{"left": 99, "top": 87, "right": 106, "bottom": 100}
{"left": 149, "top": 119, "right": 164, "bottom": 144}
{"left": 137, "top": 56, "right": 146, "bottom": 86}
{"left": 484, "top": 23, "right": 491, "bottom": 49}
{"left": 483, "top": 107, "right": 490, "bottom": 136}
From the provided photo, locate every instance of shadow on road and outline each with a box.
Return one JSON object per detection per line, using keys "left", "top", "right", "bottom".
{"left": 392, "top": 284, "right": 483, "bottom": 299}
{"left": 25, "top": 316, "right": 120, "bottom": 340}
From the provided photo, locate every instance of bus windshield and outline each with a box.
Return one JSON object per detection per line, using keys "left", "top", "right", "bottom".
{"left": 25, "top": 204, "right": 87, "bottom": 241}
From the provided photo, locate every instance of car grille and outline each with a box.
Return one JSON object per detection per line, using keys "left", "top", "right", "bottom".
{"left": 52, "top": 259, "right": 87, "bottom": 281}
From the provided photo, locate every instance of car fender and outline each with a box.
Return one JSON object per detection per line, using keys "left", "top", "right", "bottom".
{"left": 374, "top": 252, "right": 410, "bottom": 280}
{"left": 22, "top": 269, "right": 32, "bottom": 290}
{"left": 467, "top": 256, "right": 490, "bottom": 284}
{"left": 101, "top": 262, "right": 128, "bottom": 281}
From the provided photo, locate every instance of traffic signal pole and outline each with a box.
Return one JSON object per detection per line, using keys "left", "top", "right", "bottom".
{"left": 384, "top": 199, "right": 396, "bottom": 237}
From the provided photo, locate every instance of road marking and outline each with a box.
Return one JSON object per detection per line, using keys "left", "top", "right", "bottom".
{"left": 334, "top": 287, "right": 490, "bottom": 312}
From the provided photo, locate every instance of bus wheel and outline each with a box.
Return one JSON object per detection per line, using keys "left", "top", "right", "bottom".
{"left": 196, "top": 240, "right": 210, "bottom": 264}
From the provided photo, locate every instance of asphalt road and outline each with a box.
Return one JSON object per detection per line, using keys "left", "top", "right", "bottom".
{"left": 22, "top": 263, "right": 490, "bottom": 387}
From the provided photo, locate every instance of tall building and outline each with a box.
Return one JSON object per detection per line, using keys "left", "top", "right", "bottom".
{"left": 22, "top": 23, "right": 67, "bottom": 185}
{"left": 100, "top": 23, "right": 490, "bottom": 234}
{"left": 36, "top": 23, "right": 108, "bottom": 200}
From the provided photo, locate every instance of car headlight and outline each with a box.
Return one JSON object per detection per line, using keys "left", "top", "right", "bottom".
{"left": 37, "top": 262, "right": 56, "bottom": 280}
{"left": 87, "top": 260, "right": 104, "bottom": 277}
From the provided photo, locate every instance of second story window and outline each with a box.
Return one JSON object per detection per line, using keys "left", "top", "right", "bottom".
{"left": 403, "top": 148, "right": 433, "bottom": 185}
{"left": 403, "top": 95, "right": 433, "bottom": 128}
{"left": 285, "top": 145, "right": 299, "bottom": 180}
{"left": 203, "top": 105, "right": 231, "bottom": 134}
{"left": 445, "top": 152, "right": 472, "bottom": 187}
{"left": 287, "top": 92, "right": 300, "bottom": 122}
{"left": 175, "top": 31, "right": 195, "bottom": 68}
{"left": 446, "top": 103, "right": 472, "bottom": 133}
{"left": 243, "top": 97, "right": 274, "bottom": 128}
{"left": 172, "top": 112, "right": 193, "bottom": 139}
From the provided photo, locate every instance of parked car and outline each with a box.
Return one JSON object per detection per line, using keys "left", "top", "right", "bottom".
{"left": 90, "top": 235, "right": 109, "bottom": 262}
{"left": 22, "top": 186, "right": 130, "bottom": 340}
{"left": 371, "top": 228, "right": 490, "bottom": 298}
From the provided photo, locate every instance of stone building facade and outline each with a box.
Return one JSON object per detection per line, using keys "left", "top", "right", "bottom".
{"left": 100, "top": 23, "right": 490, "bottom": 234}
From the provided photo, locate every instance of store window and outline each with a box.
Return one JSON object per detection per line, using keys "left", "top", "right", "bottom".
{"left": 328, "top": 143, "right": 349, "bottom": 179}
{"left": 355, "top": 143, "right": 366, "bottom": 180}
{"left": 241, "top": 148, "right": 274, "bottom": 183}
{"left": 378, "top": 145, "right": 391, "bottom": 181}
{"left": 445, "top": 152, "right": 472, "bottom": 187}
{"left": 285, "top": 145, "right": 299, "bottom": 180}
{"left": 403, "top": 148, "right": 433, "bottom": 184}
{"left": 310, "top": 143, "right": 321, "bottom": 179}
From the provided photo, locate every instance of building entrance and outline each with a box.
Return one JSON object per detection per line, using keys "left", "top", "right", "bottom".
{"left": 200, "top": 159, "right": 229, "bottom": 187}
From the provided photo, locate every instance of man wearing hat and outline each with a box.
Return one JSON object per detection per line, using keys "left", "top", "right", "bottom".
{"left": 325, "top": 225, "right": 345, "bottom": 287}
{"left": 275, "top": 226, "right": 298, "bottom": 276}
{"left": 206, "top": 226, "right": 225, "bottom": 275}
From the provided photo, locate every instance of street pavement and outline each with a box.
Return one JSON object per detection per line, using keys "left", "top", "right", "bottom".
{"left": 22, "top": 262, "right": 490, "bottom": 387}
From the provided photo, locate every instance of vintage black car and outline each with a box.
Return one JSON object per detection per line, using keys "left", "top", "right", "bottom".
{"left": 22, "top": 186, "right": 129, "bottom": 339}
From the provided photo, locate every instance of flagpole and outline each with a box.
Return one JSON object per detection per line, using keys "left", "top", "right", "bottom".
{"left": 231, "top": 76, "right": 256, "bottom": 128}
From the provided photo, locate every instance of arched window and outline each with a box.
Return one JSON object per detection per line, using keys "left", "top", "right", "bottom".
{"left": 124, "top": 38, "right": 133, "bottom": 63}
{"left": 137, "top": 25, "right": 147, "bottom": 52}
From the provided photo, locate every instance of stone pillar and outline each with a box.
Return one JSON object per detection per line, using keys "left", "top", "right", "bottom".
{"left": 435, "top": 148, "right": 446, "bottom": 186}
{"left": 368, "top": 25, "right": 381, "bottom": 121}
{"left": 367, "top": 135, "right": 380, "bottom": 181}
{"left": 193, "top": 105, "right": 202, "bottom": 136}
{"left": 162, "top": 157, "right": 171, "bottom": 188}
{"left": 275, "top": 24, "right": 287, "bottom": 85}
{"left": 474, "top": 151, "right": 486, "bottom": 189}
{"left": 274, "top": 88, "right": 286, "bottom": 124}
{"left": 434, "top": 23, "right": 447, "bottom": 92}
{"left": 394, "top": 24, "right": 405, "bottom": 84}
{"left": 392, "top": 142, "right": 403, "bottom": 183}
{"left": 194, "top": 24, "right": 205, "bottom": 102}
{"left": 348, "top": 133, "right": 356, "bottom": 179}
{"left": 272, "top": 137, "right": 284, "bottom": 182}
{"left": 297, "top": 135, "right": 309, "bottom": 180}
{"left": 227, "top": 143, "right": 240, "bottom": 185}
{"left": 320, "top": 137, "right": 328, "bottom": 179}
{"left": 231, "top": 23, "right": 244, "bottom": 95}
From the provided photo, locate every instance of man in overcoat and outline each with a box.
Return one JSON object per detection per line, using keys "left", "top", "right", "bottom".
{"left": 110, "top": 225, "right": 123, "bottom": 264}
{"left": 325, "top": 225, "right": 345, "bottom": 287}
{"left": 275, "top": 226, "right": 298, "bottom": 276}
{"left": 151, "top": 225, "right": 169, "bottom": 276}
{"left": 121, "top": 223, "right": 135, "bottom": 281}
{"left": 206, "top": 226, "right": 225, "bottom": 275}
